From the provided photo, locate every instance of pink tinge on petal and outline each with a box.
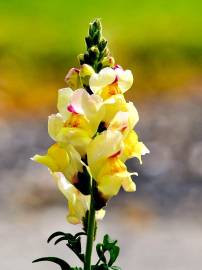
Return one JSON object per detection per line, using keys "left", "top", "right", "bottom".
{"left": 67, "top": 104, "right": 78, "bottom": 114}
{"left": 113, "top": 64, "right": 122, "bottom": 70}
{"left": 74, "top": 68, "right": 80, "bottom": 73}
{"left": 111, "top": 75, "right": 119, "bottom": 84}
{"left": 109, "top": 150, "right": 121, "bottom": 159}
{"left": 64, "top": 68, "right": 80, "bottom": 81}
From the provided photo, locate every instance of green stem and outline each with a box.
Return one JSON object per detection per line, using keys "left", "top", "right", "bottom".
{"left": 84, "top": 182, "right": 96, "bottom": 270}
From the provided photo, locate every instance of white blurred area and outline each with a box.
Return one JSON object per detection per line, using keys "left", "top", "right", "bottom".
{"left": 0, "top": 90, "right": 202, "bottom": 270}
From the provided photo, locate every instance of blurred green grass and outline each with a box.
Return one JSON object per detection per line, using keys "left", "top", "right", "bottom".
{"left": 0, "top": 0, "right": 202, "bottom": 115}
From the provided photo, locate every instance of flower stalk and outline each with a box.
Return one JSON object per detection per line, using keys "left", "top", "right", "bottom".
{"left": 84, "top": 181, "right": 96, "bottom": 270}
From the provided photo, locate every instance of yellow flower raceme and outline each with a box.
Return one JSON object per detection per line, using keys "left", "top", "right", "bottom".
{"left": 32, "top": 65, "right": 149, "bottom": 222}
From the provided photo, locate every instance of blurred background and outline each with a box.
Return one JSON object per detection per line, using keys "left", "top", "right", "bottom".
{"left": 0, "top": 1, "right": 202, "bottom": 269}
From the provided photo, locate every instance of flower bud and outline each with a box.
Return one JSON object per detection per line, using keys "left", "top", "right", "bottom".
{"left": 102, "top": 56, "right": 115, "bottom": 68}
{"left": 79, "top": 64, "right": 94, "bottom": 87}
{"left": 88, "top": 46, "right": 99, "bottom": 60}
{"left": 78, "top": 53, "right": 85, "bottom": 65}
{"left": 64, "top": 68, "right": 81, "bottom": 90}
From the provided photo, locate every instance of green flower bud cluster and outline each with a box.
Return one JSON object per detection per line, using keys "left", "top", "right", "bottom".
{"left": 78, "top": 19, "right": 115, "bottom": 72}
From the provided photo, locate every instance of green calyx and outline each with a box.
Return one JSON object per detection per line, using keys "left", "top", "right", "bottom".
{"left": 78, "top": 19, "right": 115, "bottom": 72}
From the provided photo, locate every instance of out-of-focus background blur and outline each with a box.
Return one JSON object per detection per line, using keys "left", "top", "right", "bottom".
{"left": 1, "top": 1, "right": 202, "bottom": 270}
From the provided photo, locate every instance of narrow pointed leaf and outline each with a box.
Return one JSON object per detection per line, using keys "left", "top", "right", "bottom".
{"left": 74, "top": 232, "right": 86, "bottom": 238}
{"left": 32, "top": 257, "right": 71, "bottom": 270}
{"left": 47, "top": 231, "right": 66, "bottom": 243}
{"left": 55, "top": 236, "right": 67, "bottom": 245}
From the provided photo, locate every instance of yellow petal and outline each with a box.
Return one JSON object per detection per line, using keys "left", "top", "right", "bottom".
{"left": 102, "top": 94, "right": 127, "bottom": 125}
{"left": 126, "top": 102, "right": 139, "bottom": 129}
{"left": 96, "top": 156, "right": 134, "bottom": 199}
{"left": 87, "top": 130, "right": 123, "bottom": 177}
{"left": 122, "top": 173, "right": 137, "bottom": 192}
{"left": 108, "top": 111, "right": 129, "bottom": 132}
{"left": 32, "top": 144, "right": 69, "bottom": 172}
{"left": 62, "top": 144, "right": 83, "bottom": 183}
{"left": 32, "top": 154, "right": 58, "bottom": 171}
{"left": 53, "top": 172, "right": 90, "bottom": 224}
{"left": 122, "top": 130, "right": 150, "bottom": 163}
{"left": 57, "top": 127, "right": 91, "bottom": 156}
{"left": 68, "top": 89, "right": 103, "bottom": 133}
{"left": 48, "top": 113, "right": 64, "bottom": 141}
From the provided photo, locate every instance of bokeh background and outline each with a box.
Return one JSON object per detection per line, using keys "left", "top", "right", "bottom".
{"left": 1, "top": 1, "right": 202, "bottom": 270}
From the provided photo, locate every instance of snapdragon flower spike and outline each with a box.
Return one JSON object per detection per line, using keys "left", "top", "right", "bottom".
{"left": 32, "top": 19, "right": 149, "bottom": 224}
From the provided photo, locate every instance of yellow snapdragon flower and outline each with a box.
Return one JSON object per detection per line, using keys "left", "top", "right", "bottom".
{"left": 86, "top": 129, "right": 146, "bottom": 202}
{"left": 89, "top": 66, "right": 133, "bottom": 99}
{"left": 32, "top": 143, "right": 84, "bottom": 187}
{"left": 53, "top": 172, "right": 105, "bottom": 224}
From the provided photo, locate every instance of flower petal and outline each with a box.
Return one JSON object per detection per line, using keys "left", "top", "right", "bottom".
{"left": 122, "top": 131, "right": 150, "bottom": 163}
{"left": 57, "top": 88, "right": 73, "bottom": 120}
{"left": 48, "top": 113, "right": 64, "bottom": 141}
{"left": 108, "top": 111, "right": 129, "bottom": 132}
{"left": 89, "top": 67, "right": 116, "bottom": 93}
{"left": 53, "top": 172, "right": 90, "bottom": 224}
{"left": 32, "top": 144, "right": 69, "bottom": 172}
{"left": 116, "top": 68, "right": 133, "bottom": 92}
{"left": 57, "top": 127, "right": 91, "bottom": 156}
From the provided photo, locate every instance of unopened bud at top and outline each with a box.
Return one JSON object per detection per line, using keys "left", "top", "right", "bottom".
{"left": 102, "top": 56, "right": 115, "bottom": 68}
{"left": 64, "top": 68, "right": 81, "bottom": 90}
{"left": 80, "top": 64, "right": 95, "bottom": 87}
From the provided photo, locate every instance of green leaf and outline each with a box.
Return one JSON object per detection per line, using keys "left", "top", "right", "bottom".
{"left": 74, "top": 232, "right": 86, "bottom": 238}
{"left": 54, "top": 236, "right": 68, "bottom": 245}
{"left": 47, "top": 231, "right": 86, "bottom": 263}
{"left": 111, "top": 266, "right": 122, "bottom": 270}
{"left": 96, "top": 243, "right": 106, "bottom": 263}
{"left": 47, "top": 231, "right": 66, "bottom": 243}
{"left": 98, "top": 264, "right": 109, "bottom": 270}
{"left": 103, "top": 235, "right": 117, "bottom": 250}
{"left": 32, "top": 257, "right": 71, "bottom": 270}
{"left": 108, "top": 246, "right": 120, "bottom": 266}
